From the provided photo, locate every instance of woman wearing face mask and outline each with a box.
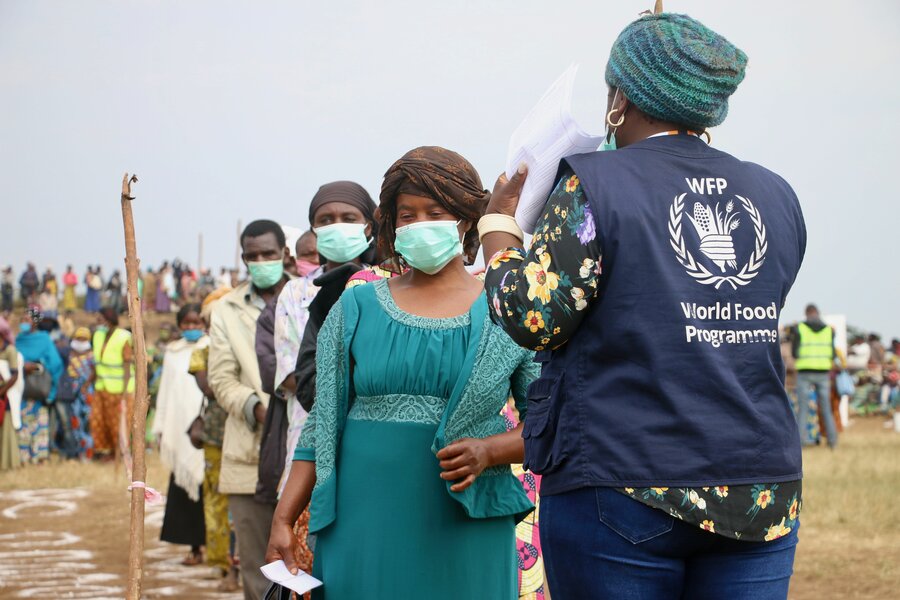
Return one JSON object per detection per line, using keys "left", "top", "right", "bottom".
{"left": 482, "top": 5, "right": 807, "bottom": 598}
{"left": 153, "top": 303, "right": 208, "bottom": 566}
{"left": 61, "top": 328, "right": 95, "bottom": 460}
{"left": 266, "top": 147, "right": 539, "bottom": 599}
{"left": 15, "top": 307, "right": 63, "bottom": 465}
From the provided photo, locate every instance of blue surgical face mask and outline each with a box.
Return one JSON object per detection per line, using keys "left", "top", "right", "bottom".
{"left": 314, "top": 223, "right": 371, "bottom": 263}
{"left": 394, "top": 220, "right": 463, "bottom": 275}
{"left": 19, "top": 323, "right": 32, "bottom": 333}
{"left": 181, "top": 329, "right": 203, "bottom": 343}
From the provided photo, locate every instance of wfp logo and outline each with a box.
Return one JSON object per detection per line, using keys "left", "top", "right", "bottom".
{"left": 686, "top": 200, "right": 740, "bottom": 272}
{"left": 668, "top": 178, "right": 767, "bottom": 290}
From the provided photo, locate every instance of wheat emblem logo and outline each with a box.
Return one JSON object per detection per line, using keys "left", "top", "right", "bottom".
{"left": 668, "top": 193, "right": 767, "bottom": 289}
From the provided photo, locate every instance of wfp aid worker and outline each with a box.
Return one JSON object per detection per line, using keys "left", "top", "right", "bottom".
{"left": 481, "top": 8, "right": 807, "bottom": 599}
{"left": 792, "top": 303, "right": 838, "bottom": 448}
{"left": 92, "top": 306, "right": 135, "bottom": 459}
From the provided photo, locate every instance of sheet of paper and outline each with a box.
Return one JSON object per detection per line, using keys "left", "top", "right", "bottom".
{"left": 506, "top": 64, "right": 605, "bottom": 234}
{"left": 260, "top": 560, "right": 323, "bottom": 594}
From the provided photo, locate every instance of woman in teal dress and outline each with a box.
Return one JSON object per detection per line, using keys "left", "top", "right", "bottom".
{"left": 267, "top": 147, "right": 539, "bottom": 599}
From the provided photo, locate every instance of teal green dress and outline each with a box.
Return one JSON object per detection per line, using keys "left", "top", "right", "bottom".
{"left": 304, "top": 280, "right": 521, "bottom": 599}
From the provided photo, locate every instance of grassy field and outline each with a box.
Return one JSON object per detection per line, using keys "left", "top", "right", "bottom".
{"left": 789, "top": 416, "right": 899, "bottom": 599}
{"left": 0, "top": 416, "right": 897, "bottom": 598}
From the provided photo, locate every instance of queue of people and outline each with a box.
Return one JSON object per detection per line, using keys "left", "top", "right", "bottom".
{"left": 3, "top": 7, "right": 898, "bottom": 600}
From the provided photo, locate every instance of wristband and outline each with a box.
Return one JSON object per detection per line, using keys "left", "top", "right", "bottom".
{"left": 478, "top": 214, "right": 524, "bottom": 244}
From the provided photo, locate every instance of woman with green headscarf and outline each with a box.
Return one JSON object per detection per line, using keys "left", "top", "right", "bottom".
{"left": 482, "top": 5, "right": 806, "bottom": 598}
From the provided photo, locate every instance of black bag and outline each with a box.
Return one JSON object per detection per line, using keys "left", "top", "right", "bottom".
{"left": 262, "top": 583, "right": 293, "bottom": 600}
{"left": 186, "top": 398, "right": 207, "bottom": 449}
{"left": 24, "top": 368, "right": 53, "bottom": 403}
{"left": 56, "top": 371, "right": 79, "bottom": 403}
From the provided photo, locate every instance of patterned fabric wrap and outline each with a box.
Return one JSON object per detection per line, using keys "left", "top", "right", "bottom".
{"left": 17, "top": 399, "right": 49, "bottom": 463}
{"left": 606, "top": 13, "right": 747, "bottom": 129}
{"left": 202, "top": 444, "right": 231, "bottom": 572}
{"left": 66, "top": 352, "right": 95, "bottom": 456}
{"left": 502, "top": 403, "right": 547, "bottom": 600}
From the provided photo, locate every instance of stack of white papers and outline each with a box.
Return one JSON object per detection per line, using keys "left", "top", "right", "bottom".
{"left": 506, "top": 64, "right": 605, "bottom": 234}
{"left": 260, "top": 560, "right": 323, "bottom": 595}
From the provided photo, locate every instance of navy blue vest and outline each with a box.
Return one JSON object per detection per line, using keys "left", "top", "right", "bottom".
{"left": 523, "top": 134, "right": 806, "bottom": 495}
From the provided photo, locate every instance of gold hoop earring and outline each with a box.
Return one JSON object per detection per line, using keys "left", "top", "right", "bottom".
{"left": 606, "top": 109, "right": 625, "bottom": 128}
{"left": 701, "top": 130, "right": 712, "bottom": 144}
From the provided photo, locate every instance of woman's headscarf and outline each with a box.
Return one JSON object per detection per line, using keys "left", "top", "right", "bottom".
{"left": 379, "top": 146, "right": 490, "bottom": 264}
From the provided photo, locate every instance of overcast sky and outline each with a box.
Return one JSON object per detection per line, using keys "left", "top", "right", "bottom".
{"left": 1, "top": 1, "right": 898, "bottom": 337}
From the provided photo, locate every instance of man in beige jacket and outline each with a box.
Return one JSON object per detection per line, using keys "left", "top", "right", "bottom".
{"left": 209, "top": 220, "right": 293, "bottom": 600}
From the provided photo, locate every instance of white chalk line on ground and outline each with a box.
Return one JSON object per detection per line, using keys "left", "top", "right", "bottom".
{"left": 0, "top": 488, "right": 89, "bottom": 519}
{"left": 0, "top": 489, "right": 242, "bottom": 599}
{"left": 0, "top": 530, "right": 125, "bottom": 598}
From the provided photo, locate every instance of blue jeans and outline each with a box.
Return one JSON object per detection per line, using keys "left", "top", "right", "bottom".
{"left": 541, "top": 487, "right": 799, "bottom": 599}
{"left": 796, "top": 370, "right": 837, "bottom": 448}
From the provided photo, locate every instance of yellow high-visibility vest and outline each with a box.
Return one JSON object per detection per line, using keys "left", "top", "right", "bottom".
{"left": 795, "top": 322, "right": 834, "bottom": 371}
{"left": 93, "top": 328, "right": 136, "bottom": 393}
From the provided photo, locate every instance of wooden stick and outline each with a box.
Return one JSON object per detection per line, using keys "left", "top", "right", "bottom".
{"left": 120, "top": 173, "right": 150, "bottom": 600}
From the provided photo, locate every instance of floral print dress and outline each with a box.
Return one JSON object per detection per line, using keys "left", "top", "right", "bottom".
{"left": 484, "top": 168, "right": 801, "bottom": 542}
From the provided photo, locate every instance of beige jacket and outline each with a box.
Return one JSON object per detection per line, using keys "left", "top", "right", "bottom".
{"left": 208, "top": 281, "right": 268, "bottom": 495}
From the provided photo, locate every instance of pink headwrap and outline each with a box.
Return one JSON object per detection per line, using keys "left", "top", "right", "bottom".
{"left": 0, "top": 316, "right": 13, "bottom": 346}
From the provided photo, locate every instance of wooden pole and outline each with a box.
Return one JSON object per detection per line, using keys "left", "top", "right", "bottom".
{"left": 198, "top": 232, "right": 204, "bottom": 273}
{"left": 120, "top": 173, "right": 150, "bottom": 600}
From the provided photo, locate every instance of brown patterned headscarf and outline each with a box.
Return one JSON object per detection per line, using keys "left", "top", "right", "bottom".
{"left": 378, "top": 146, "right": 490, "bottom": 264}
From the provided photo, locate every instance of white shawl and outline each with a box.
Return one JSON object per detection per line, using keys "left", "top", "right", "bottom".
{"left": 152, "top": 336, "right": 208, "bottom": 501}
{"left": 0, "top": 352, "right": 24, "bottom": 430}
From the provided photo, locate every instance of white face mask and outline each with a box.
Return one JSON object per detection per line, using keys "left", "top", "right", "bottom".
{"left": 71, "top": 340, "right": 91, "bottom": 353}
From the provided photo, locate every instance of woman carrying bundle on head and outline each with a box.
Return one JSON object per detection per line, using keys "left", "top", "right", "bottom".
{"left": 266, "top": 147, "right": 539, "bottom": 599}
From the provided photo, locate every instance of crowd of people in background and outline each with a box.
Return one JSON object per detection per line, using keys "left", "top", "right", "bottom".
{"left": 782, "top": 305, "right": 899, "bottom": 450}
{"left": 2, "top": 261, "right": 237, "bottom": 318}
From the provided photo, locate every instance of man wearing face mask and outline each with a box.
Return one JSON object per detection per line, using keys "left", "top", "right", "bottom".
{"left": 281, "top": 181, "right": 383, "bottom": 415}
{"left": 208, "top": 219, "right": 293, "bottom": 600}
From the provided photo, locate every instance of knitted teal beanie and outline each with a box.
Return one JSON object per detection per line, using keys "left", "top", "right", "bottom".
{"left": 605, "top": 13, "right": 747, "bottom": 129}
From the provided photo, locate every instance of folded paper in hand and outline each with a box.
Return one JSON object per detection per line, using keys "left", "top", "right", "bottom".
{"left": 506, "top": 64, "right": 605, "bottom": 234}
{"left": 260, "top": 560, "right": 323, "bottom": 594}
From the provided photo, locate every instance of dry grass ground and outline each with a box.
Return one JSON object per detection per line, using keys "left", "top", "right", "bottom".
{"left": 790, "top": 416, "right": 900, "bottom": 599}
{"left": 0, "top": 416, "right": 897, "bottom": 598}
